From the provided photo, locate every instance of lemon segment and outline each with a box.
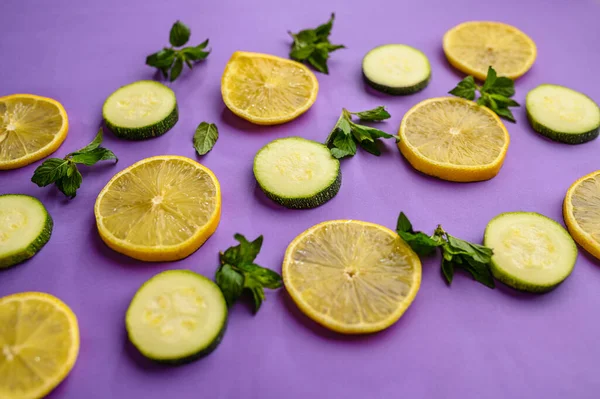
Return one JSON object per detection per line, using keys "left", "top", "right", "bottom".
{"left": 95, "top": 156, "right": 221, "bottom": 262}
{"left": 0, "top": 292, "right": 79, "bottom": 399}
{"left": 564, "top": 170, "right": 600, "bottom": 260}
{"left": 283, "top": 220, "right": 421, "bottom": 334}
{"left": 443, "top": 21, "right": 536, "bottom": 80}
{"left": 221, "top": 51, "right": 319, "bottom": 125}
{"left": 0, "top": 94, "right": 68, "bottom": 170}
{"left": 398, "top": 97, "right": 510, "bottom": 182}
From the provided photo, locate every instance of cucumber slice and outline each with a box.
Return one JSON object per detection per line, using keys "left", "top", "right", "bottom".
{"left": 103, "top": 80, "right": 178, "bottom": 140}
{"left": 0, "top": 194, "right": 53, "bottom": 269}
{"left": 484, "top": 212, "right": 577, "bottom": 293}
{"left": 526, "top": 84, "right": 600, "bottom": 144}
{"left": 126, "top": 270, "right": 227, "bottom": 364}
{"left": 253, "top": 137, "right": 341, "bottom": 209}
{"left": 362, "top": 44, "right": 431, "bottom": 95}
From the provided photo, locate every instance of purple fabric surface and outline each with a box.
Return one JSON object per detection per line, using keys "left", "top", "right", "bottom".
{"left": 1, "top": 0, "right": 600, "bottom": 398}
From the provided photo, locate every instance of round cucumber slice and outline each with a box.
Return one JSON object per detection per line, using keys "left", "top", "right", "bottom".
{"left": 526, "top": 84, "right": 600, "bottom": 144}
{"left": 103, "top": 80, "right": 178, "bottom": 140}
{"left": 484, "top": 212, "right": 577, "bottom": 293}
{"left": 0, "top": 194, "right": 53, "bottom": 269}
{"left": 253, "top": 137, "right": 341, "bottom": 209}
{"left": 126, "top": 270, "right": 227, "bottom": 364}
{"left": 362, "top": 44, "right": 431, "bottom": 95}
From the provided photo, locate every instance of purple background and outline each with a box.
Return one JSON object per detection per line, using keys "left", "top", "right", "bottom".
{"left": 2, "top": 0, "right": 600, "bottom": 398}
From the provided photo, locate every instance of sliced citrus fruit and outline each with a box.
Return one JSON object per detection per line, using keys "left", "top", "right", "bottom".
{"left": 95, "top": 155, "right": 221, "bottom": 262}
{"left": 0, "top": 292, "right": 79, "bottom": 399}
{"left": 398, "top": 97, "right": 510, "bottom": 182}
{"left": 282, "top": 220, "right": 421, "bottom": 334}
{"left": 221, "top": 51, "right": 319, "bottom": 125}
{"left": 564, "top": 170, "right": 600, "bottom": 260}
{"left": 0, "top": 94, "right": 68, "bottom": 170}
{"left": 443, "top": 21, "right": 537, "bottom": 81}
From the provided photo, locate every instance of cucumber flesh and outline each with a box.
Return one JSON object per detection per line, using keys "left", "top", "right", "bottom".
{"left": 126, "top": 270, "right": 227, "bottom": 364}
{"left": 526, "top": 84, "right": 600, "bottom": 144}
{"left": 0, "top": 194, "right": 53, "bottom": 269}
{"left": 362, "top": 44, "right": 431, "bottom": 95}
{"left": 253, "top": 137, "right": 341, "bottom": 209}
{"left": 484, "top": 212, "right": 577, "bottom": 293}
{"left": 103, "top": 80, "right": 178, "bottom": 140}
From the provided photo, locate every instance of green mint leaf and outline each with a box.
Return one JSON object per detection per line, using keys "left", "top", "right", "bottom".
{"left": 146, "top": 48, "right": 176, "bottom": 69}
{"left": 441, "top": 259, "right": 454, "bottom": 285}
{"left": 196, "top": 38, "right": 209, "bottom": 50}
{"left": 486, "top": 77, "right": 515, "bottom": 97}
{"left": 351, "top": 123, "right": 395, "bottom": 140}
{"left": 290, "top": 44, "right": 315, "bottom": 61}
{"left": 323, "top": 43, "right": 345, "bottom": 53}
{"left": 169, "top": 21, "right": 191, "bottom": 47}
{"left": 314, "top": 13, "right": 335, "bottom": 40}
{"left": 169, "top": 56, "right": 184, "bottom": 81}
{"left": 181, "top": 42, "right": 210, "bottom": 61}
{"left": 396, "top": 212, "right": 413, "bottom": 233}
{"left": 455, "top": 257, "right": 495, "bottom": 288}
{"left": 70, "top": 148, "right": 118, "bottom": 165}
{"left": 489, "top": 94, "right": 520, "bottom": 107}
{"left": 215, "top": 264, "right": 244, "bottom": 307}
{"left": 351, "top": 125, "right": 375, "bottom": 143}
{"left": 307, "top": 50, "right": 329, "bottom": 74}
{"left": 358, "top": 139, "right": 381, "bottom": 156}
{"left": 350, "top": 106, "right": 391, "bottom": 122}
{"left": 193, "top": 122, "right": 218, "bottom": 155}
{"left": 445, "top": 234, "right": 493, "bottom": 264}
{"left": 395, "top": 212, "right": 441, "bottom": 256}
{"left": 221, "top": 234, "right": 263, "bottom": 266}
{"left": 477, "top": 96, "right": 489, "bottom": 107}
{"left": 494, "top": 106, "right": 516, "bottom": 122}
{"left": 330, "top": 132, "right": 357, "bottom": 158}
{"left": 292, "top": 29, "right": 318, "bottom": 45}
{"left": 448, "top": 75, "right": 477, "bottom": 100}
{"left": 481, "top": 66, "right": 497, "bottom": 92}
{"left": 243, "top": 276, "right": 265, "bottom": 313}
{"left": 238, "top": 263, "right": 283, "bottom": 289}
{"left": 31, "top": 158, "right": 70, "bottom": 187}
{"left": 75, "top": 128, "right": 103, "bottom": 153}
{"left": 55, "top": 164, "right": 82, "bottom": 198}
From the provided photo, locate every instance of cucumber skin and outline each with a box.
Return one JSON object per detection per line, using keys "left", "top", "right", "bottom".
{"left": 126, "top": 270, "right": 228, "bottom": 365}
{"left": 484, "top": 212, "right": 577, "bottom": 294}
{"left": 258, "top": 169, "right": 341, "bottom": 210}
{"left": 104, "top": 104, "right": 179, "bottom": 141}
{"left": 0, "top": 194, "right": 53, "bottom": 270}
{"left": 526, "top": 108, "right": 599, "bottom": 145}
{"left": 363, "top": 72, "right": 431, "bottom": 96}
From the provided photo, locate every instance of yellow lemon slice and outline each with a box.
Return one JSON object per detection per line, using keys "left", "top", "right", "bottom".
{"left": 443, "top": 21, "right": 537, "bottom": 81}
{"left": 0, "top": 94, "right": 68, "bottom": 170}
{"left": 564, "top": 170, "right": 600, "bottom": 260}
{"left": 282, "top": 220, "right": 421, "bottom": 334}
{"left": 95, "top": 155, "right": 221, "bottom": 262}
{"left": 0, "top": 292, "right": 79, "bottom": 399}
{"left": 221, "top": 51, "right": 319, "bottom": 125}
{"left": 398, "top": 97, "right": 510, "bottom": 182}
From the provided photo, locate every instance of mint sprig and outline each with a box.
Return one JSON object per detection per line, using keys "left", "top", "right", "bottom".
{"left": 325, "top": 106, "right": 397, "bottom": 158}
{"left": 215, "top": 234, "right": 282, "bottom": 313}
{"left": 146, "top": 21, "right": 210, "bottom": 82}
{"left": 31, "top": 128, "right": 117, "bottom": 199}
{"left": 288, "top": 13, "right": 345, "bottom": 74}
{"left": 396, "top": 212, "right": 495, "bottom": 288}
{"left": 448, "top": 66, "right": 519, "bottom": 122}
{"left": 193, "top": 122, "right": 218, "bottom": 156}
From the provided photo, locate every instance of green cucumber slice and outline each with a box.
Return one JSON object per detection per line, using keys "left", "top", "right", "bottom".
{"left": 103, "top": 80, "right": 178, "bottom": 140}
{"left": 484, "top": 212, "right": 577, "bottom": 293}
{"left": 126, "top": 270, "right": 227, "bottom": 364}
{"left": 253, "top": 137, "right": 341, "bottom": 209}
{"left": 526, "top": 84, "right": 600, "bottom": 144}
{"left": 362, "top": 44, "right": 431, "bottom": 95}
{"left": 0, "top": 194, "right": 53, "bottom": 269}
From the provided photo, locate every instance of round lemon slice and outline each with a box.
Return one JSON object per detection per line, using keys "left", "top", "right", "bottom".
{"left": 0, "top": 94, "right": 68, "bottom": 170}
{"left": 0, "top": 292, "right": 79, "bottom": 399}
{"left": 95, "top": 155, "right": 221, "bottom": 262}
{"left": 221, "top": 51, "right": 319, "bottom": 125}
{"left": 564, "top": 170, "right": 600, "bottom": 260}
{"left": 399, "top": 97, "right": 510, "bottom": 182}
{"left": 282, "top": 220, "right": 421, "bottom": 334}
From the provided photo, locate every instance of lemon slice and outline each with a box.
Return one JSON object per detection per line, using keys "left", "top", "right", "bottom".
{"left": 0, "top": 292, "right": 79, "bottom": 399}
{"left": 95, "top": 155, "right": 221, "bottom": 262}
{"left": 221, "top": 51, "right": 319, "bottom": 125}
{"left": 564, "top": 170, "right": 600, "bottom": 260}
{"left": 282, "top": 220, "right": 421, "bottom": 334}
{"left": 0, "top": 94, "right": 68, "bottom": 170}
{"left": 398, "top": 97, "right": 510, "bottom": 182}
{"left": 443, "top": 21, "right": 537, "bottom": 81}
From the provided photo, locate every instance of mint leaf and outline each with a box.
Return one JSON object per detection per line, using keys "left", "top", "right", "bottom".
{"left": 493, "top": 106, "right": 516, "bottom": 122}
{"left": 331, "top": 132, "right": 357, "bottom": 158}
{"left": 441, "top": 259, "right": 454, "bottom": 284}
{"left": 290, "top": 44, "right": 315, "bottom": 61}
{"left": 481, "top": 66, "right": 497, "bottom": 92}
{"left": 70, "top": 148, "right": 117, "bottom": 165}
{"left": 395, "top": 212, "right": 441, "bottom": 256}
{"left": 146, "top": 49, "right": 176, "bottom": 69}
{"left": 314, "top": 13, "right": 335, "bottom": 39}
{"left": 350, "top": 106, "right": 391, "bottom": 122}
{"left": 169, "top": 57, "right": 183, "bottom": 82}
{"left": 220, "top": 234, "right": 263, "bottom": 267}
{"left": 169, "top": 21, "right": 190, "bottom": 47}
{"left": 31, "top": 158, "right": 70, "bottom": 187}
{"left": 448, "top": 75, "right": 476, "bottom": 100}
{"left": 238, "top": 263, "right": 282, "bottom": 289}
{"left": 307, "top": 50, "right": 329, "bottom": 74}
{"left": 350, "top": 123, "right": 396, "bottom": 140}
{"left": 487, "top": 77, "right": 515, "bottom": 97}
{"left": 55, "top": 164, "right": 82, "bottom": 198}
{"left": 193, "top": 122, "right": 218, "bottom": 155}
{"left": 446, "top": 235, "right": 494, "bottom": 264}
{"left": 75, "top": 128, "right": 103, "bottom": 153}
{"left": 215, "top": 264, "right": 244, "bottom": 307}
{"left": 396, "top": 212, "right": 413, "bottom": 233}
{"left": 243, "top": 276, "right": 265, "bottom": 313}
{"left": 181, "top": 41, "right": 210, "bottom": 62}
{"left": 358, "top": 140, "right": 381, "bottom": 156}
